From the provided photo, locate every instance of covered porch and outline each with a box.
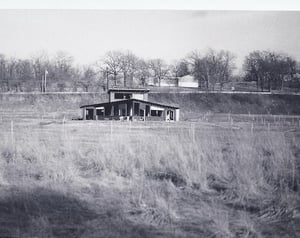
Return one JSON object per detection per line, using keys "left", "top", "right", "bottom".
{"left": 81, "top": 99, "right": 179, "bottom": 121}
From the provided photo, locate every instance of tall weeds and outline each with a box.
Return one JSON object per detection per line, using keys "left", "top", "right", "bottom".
{"left": 0, "top": 121, "right": 298, "bottom": 237}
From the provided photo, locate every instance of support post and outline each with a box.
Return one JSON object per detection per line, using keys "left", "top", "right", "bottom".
{"left": 130, "top": 103, "right": 133, "bottom": 117}
{"left": 191, "top": 122, "right": 195, "bottom": 142}
{"left": 111, "top": 106, "right": 114, "bottom": 117}
{"left": 82, "top": 108, "right": 86, "bottom": 120}
{"left": 11, "top": 120, "right": 14, "bottom": 145}
{"left": 175, "top": 109, "right": 180, "bottom": 121}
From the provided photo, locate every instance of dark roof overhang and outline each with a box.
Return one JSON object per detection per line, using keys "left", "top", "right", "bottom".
{"left": 80, "top": 98, "right": 179, "bottom": 109}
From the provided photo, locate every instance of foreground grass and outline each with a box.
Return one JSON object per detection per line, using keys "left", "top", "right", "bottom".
{"left": 0, "top": 120, "right": 299, "bottom": 237}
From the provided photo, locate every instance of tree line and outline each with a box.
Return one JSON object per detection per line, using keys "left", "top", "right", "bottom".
{"left": 243, "top": 51, "right": 298, "bottom": 91}
{"left": 0, "top": 49, "right": 299, "bottom": 92}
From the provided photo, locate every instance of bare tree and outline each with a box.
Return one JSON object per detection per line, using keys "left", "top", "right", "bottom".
{"left": 15, "top": 59, "right": 35, "bottom": 91}
{"left": 136, "top": 59, "right": 151, "bottom": 87}
{"left": 54, "top": 51, "right": 74, "bottom": 74}
{"left": 7, "top": 58, "right": 20, "bottom": 92}
{"left": 77, "top": 66, "right": 97, "bottom": 92}
{"left": 278, "top": 56, "right": 297, "bottom": 90}
{"left": 243, "top": 51, "right": 297, "bottom": 91}
{"left": 209, "top": 49, "right": 235, "bottom": 90}
{"left": 148, "top": 59, "right": 169, "bottom": 87}
{"left": 186, "top": 50, "right": 207, "bottom": 89}
{"left": 0, "top": 54, "right": 8, "bottom": 91}
{"left": 187, "top": 49, "right": 235, "bottom": 90}
{"left": 31, "top": 51, "right": 49, "bottom": 92}
{"left": 51, "top": 51, "right": 75, "bottom": 91}
{"left": 120, "top": 51, "right": 139, "bottom": 87}
{"left": 101, "top": 51, "right": 123, "bottom": 87}
{"left": 170, "top": 60, "right": 190, "bottom": 78}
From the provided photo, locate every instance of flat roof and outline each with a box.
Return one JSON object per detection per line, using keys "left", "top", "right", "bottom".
{"left": 107, "top": 88, "right": 150, "bottom": 93}
{"left": 80, "top": 98, "right": 179, "bottom": 109}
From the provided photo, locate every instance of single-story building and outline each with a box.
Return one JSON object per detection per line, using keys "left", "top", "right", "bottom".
{"left": 178, "top": 75, "right": 199, "bottom": 88}
{"left": 80, "top": 88, "right": 180, "bottom": 121}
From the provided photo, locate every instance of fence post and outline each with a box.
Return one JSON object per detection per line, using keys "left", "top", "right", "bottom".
{"left": 251, "top": 123, "right": 254, "bottom": 135}
{"left": 191, "top": 122, "right": 195, "bottom": 142}
{"left": 62, "top": 115, "right": 66, "bottom": 136}
{"left": 11, "top": 120, "right": 14, "bottom": 145}
{"left": 110, "top": 120, "right": 113, "bottom": 140}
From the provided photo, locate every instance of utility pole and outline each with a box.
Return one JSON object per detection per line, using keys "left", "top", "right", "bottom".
{"left": 44, "top": 69, "right": 48, "bottom": 92}
{"left": 41, "top": 75, "right": 44, "bottom": 92}
{"left": 106, "top": 67, "right": 109, "bottom": 91}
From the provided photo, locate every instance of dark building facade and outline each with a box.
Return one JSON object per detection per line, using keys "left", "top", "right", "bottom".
{"left": 80, "top": 88, "right": 180, "bottom": 121}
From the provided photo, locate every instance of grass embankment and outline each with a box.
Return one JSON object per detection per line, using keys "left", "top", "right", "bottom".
{"left": 0, "top": 93, "right": 108, "bottom": 119}
{"left": 0, "top": 119, "right": 299, "bottom": 237}
{"left": 149, "top": 93, "right": 300, "bottom": 119}
{"left": 0, "top": 92, "right": 300, "bottom": 121}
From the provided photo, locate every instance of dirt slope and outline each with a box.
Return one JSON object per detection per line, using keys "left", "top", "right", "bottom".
{"left": 0, "top": 92, "right": 299, "bottom": 119}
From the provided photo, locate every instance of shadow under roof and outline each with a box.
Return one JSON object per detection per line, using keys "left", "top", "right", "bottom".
{"left": 80, "top": 98, "right": 179, "bottom": 109}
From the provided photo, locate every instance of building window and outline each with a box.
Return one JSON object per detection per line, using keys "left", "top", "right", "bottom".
{"left": 115, "top": 93, "right": 131, "bottom": 99}
{"left": 150, "top": 110, "right": 163, "bottom": 117}
{"left": 96, "top": 109, "right": 104, "bottom": 116}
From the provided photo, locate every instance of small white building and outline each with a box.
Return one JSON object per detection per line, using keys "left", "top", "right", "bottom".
{"left": 178, "top": 75, "right": 199, "bottom": 88}
{"left": 160, "top": 78, "right": 178, "bottom": 87}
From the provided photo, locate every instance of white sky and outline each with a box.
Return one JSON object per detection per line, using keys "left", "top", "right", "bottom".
{"left": 0, "top": 10, "right": 299, "bottom": 71}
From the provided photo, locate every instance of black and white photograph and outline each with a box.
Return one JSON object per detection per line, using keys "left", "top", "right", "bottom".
{"left": 0, "top": 1, "right": 300, "bottom": 237}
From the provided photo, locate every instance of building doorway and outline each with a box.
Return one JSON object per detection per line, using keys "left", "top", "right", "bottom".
{"left": 96, "top": 107, "right": 104, "bottom": 119}
{"left": 86, "top": 108, "right": 94, "bottom": 120}
{"left": 166, "top": 110, "right": 174, "bottom": 121}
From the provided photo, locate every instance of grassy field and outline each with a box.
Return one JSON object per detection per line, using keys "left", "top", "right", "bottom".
{"left": 0, "top": 111, "right": 300, "bottom": 237}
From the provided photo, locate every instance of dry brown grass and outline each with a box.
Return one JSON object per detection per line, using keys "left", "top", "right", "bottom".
{"left": 0, "top": 119, "right": 299, "bottom": 237}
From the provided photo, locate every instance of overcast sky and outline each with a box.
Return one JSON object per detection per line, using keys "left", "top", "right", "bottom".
{"left": 0, "top": 10, "right": 299, "bottom": 71}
